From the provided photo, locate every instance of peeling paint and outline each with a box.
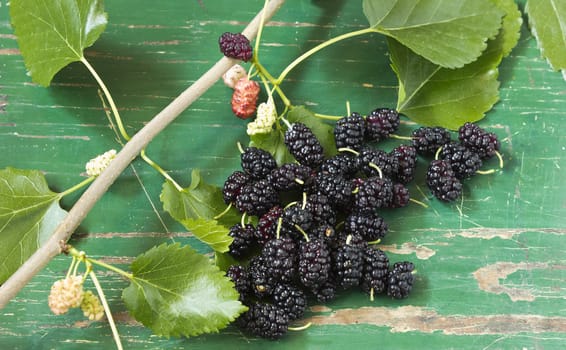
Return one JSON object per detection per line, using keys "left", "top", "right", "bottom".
{"left": 12, "top": 132, "right": 90, "bottom": 141}
{"left": 306, "top": 306, "right": 566, "bottom": 335}
{"left": 439, "top": 227, "right": 565, "bottom": 240}
{"left": 310, "top": 305, "right": 332, "bottom": 313}
{"left": 0, "top": 48, "right": 20, "bottom": 55}
{"left": 73, "top": 231, "right": 193, "bottom": 239}
{"left": 473, "top": 262, "right": 565, "bottom": 302}
{"left": 380, "top": 242, "right": 436, "bottom": 260}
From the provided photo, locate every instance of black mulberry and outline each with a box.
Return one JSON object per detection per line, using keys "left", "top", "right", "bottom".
{"left": 361, "top": 247, "right": 389, "bottom": 296}
{"left": 226, "top": 265, "right": 250, "bottom": 302}
{"left": 241, "top": 147, "right": 277, "bottom": 180}
{"left": 238, "top": 302, "right": 288, "bottom": 339}
{"left": 284, "top": 123, "right": 325, "bottom": 168}
{"left": 426, "top": 159, "right": 462, "bottom": 202}
{"left": 334, "top": 112, "right": 366, "bottom": 151}
{"left": 298, "top": 238, "right": 331, "bottom": 289}
{"left": 353, "top": 177, "right": 393, "bottom": 212}
{"left": 387, "top": 261, "right": 415, "bottom": 299}
{"left": 365, "top": 108, "right": 400, "bottom": 142}
{"left": 358, "top": 147, "right": 398, "bottom": 178}
{"left": 272, "top": 284, "right": 307, "bottom": 321}
{"left": 344, "top": 211, "right": 388, "bottom": 241}
{"left": 222, "top": 170, "right": 250, "bottom": 205}
{"left": 219, "top": 32, "right": 253, "bottom": 62}
{"left": 261, "top": 237, "right": 298, "bottom": 283}
{"left": 458, "top": 122, "right": 500, "bottom": 159}
{"left": 332, "top": 235, "right": 365, "bottom": 289}
{"left": 390, "top": 144, "right": 417, "bottom": 184}
{"left": 228, "top": 223, "right": 256, "bottom": 259}
{"left": 235, "top": 179, "right": 278, "bottom": 216}
{"left": 412, "top": 126, "right": 451, "bottom": 155}
{"left": 267, "top": 163, "right": 313, "bottom": 191}
{"left": 439, "top": 142, "right": 482, "bottom": 179}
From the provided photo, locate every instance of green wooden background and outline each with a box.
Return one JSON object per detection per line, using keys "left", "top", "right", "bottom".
{"left": 1, "top": 0, "right": 565, "bottom": 349}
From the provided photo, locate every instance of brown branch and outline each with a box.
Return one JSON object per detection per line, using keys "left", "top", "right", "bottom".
{"left": 0, "top": 0, "right": 286, "bottom": 309}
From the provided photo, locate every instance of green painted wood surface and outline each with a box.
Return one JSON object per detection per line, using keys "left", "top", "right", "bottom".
{"left": 0, "top": 0, "right": 565, "bottom": 349}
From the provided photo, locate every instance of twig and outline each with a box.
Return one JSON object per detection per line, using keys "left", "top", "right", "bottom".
{"left": 0, "top": 0, "right": 286, "bottom": 309}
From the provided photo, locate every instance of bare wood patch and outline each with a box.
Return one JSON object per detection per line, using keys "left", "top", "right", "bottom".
{"left": 437, "top": 227, "right": 566, "bottom": 240}
{"left": 380, "top": 242, "right": 437, "bottom": 260}
{"left": 142, "top": 40, "right": 181, "bottom": 46}
{"left": 0, "top": 48, "right": 20, "bottom": 55}
{"left": 11, "top": 132, "right": 91, "bottom": 141}
{"left": 73, "top": 231, "right": 193, "bottom": 239}
{"left": 306, "top": 305, "right": 566, "bottom": 335}
{"left": 473, "top": 262, "right": 565, "bottom": 302}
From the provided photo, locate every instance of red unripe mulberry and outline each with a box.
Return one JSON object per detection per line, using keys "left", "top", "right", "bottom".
{"left": 231, "top": 78, "right": 260, "bottom": 119}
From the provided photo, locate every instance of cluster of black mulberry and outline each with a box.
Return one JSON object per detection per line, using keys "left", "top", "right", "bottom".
{"left": 222, "top": 108, "right": 419, "bottom": 339}
{"left": 413, "top": 123, "right": 501, "bottom": 201}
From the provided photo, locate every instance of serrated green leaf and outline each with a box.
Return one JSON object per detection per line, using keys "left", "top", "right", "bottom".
{"left": 390, "top": 37, "right": 500, "bottom": 129}
{"left": 10, "top": 0, "right": 107, "bottom": 86}
{"left": 161, "top": 170, "right": 238, "bottom": 252}
{"left": 389, "top": 0, "right": 520, "bottom": 130}
{"left": 0, "top": 168, "right": 67, "bottom": 283}
{"left": 526, "top": 0, "right": 566, "bottom": 79}
{"left": 122, "top": 243, "right": 247, "bottom": 338}
{"left": 363, "top": 0, "right": 504, "bottom": 68}
{"left": 180, "top": 218, "right": 234, "bottom": 253}
{"left": 492, "top": 0, "right": 522, "bottom": 58}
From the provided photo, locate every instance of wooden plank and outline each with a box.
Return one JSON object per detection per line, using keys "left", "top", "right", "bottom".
{"left": 1, "top": 0, "right": 565, "bottom": 348}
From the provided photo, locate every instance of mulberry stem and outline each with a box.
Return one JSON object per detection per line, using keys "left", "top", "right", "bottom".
{"left": 81, "top": 57, "right": 129, "bottom": 143}
{"left": 89, "top": 269, "right": 123, "bottom": 350}
{"left": 213, "top": 203, "right": 233, "bottom": 220}
{"left": 289, "top": 322, "right": 312, "bottom": 331}
{"left": 409, "top": 198, "right": 429, "bottom": 208}
{"left": 59, "top": 177, "right": 96, "bottom": 198}
{"left": 276, "top": 27, "right": 376, "bottom": 84}
{"left": 389, "top": 134, "right": 413, "bottom": 141}
{"left": 141, "top": 150, "right": 184, "bottom": 192}
{"left": 368, "top": 162, "right": 383, "bottom": 179}
{"left": 313, "top": 113, "right": 342, "bottom": 120}
{"left": 337, "top": 147, "right": 360, "bottom": 156}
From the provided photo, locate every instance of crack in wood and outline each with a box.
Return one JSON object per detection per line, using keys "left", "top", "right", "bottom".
{"left": 0, "top": 94, "right": 6, "bottom": 113}
{"left": 305, "top": 306, "right": 566, "bottom": 335}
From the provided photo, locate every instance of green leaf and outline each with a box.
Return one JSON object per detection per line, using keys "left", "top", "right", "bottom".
{"left": 122, "top": 243, "right": 247, "bottom": 338}
{"left": 161, "top": 170, "right": 238, "bottom": 252}
{"left": 389, "top": 0, "right": 521, "bottom": 129}
{"left": 390, "top": 37, "right": 500, "bottom": 129}
{"left": 526, "top": 0, "right": 566, "bottom": 79}
{"left": 182, "top": 218, "right": 234, "bottom": 253}
{"left": 10, "top": 0, "right": 107, "bottom": 86}
{"left": 249, "top": 129, "right": 295, "bottom": 166}
{"left": 0, "top": 168, "right": 67, "bottom": 283}
{"left": 492, "top": 0, "right": 523, "bottom": 58}
{"left": 363, "top": 0, "right": 504, "bottom": 68}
